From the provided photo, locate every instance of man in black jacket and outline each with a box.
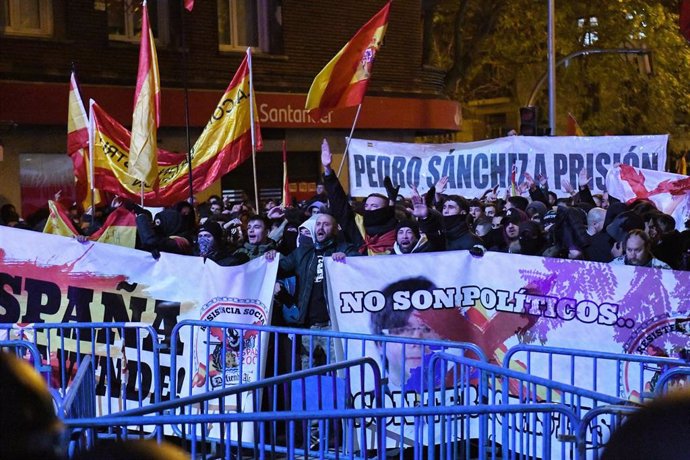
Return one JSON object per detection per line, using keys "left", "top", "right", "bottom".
{"left": 266, "top": 213, "right": 360, "bottom": 368}
{"left": 321, "top": 139, "right": 398, "bottom": 255}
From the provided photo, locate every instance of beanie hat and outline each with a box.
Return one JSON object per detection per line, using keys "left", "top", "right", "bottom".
{"left": 395, "top": 219, "right": 420, "bottom": 238}
{"left": 199, "top": 220, "right": 224, "bottom": 243}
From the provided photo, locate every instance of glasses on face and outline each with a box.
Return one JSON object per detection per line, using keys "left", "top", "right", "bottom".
{"left": 381, "top": 325, "right": 433, "bottom": 337}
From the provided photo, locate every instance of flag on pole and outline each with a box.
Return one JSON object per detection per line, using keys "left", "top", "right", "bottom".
{"left": 566, "top": 113, "right": 585, "bottom": 136}
{"left": 128, "top": 1, "right": 161, "bottom": 189}
{"left": 68, "top": 71, "right": 102, "bottom": 210}
{"left": 90, "top": 54, "right": 261, "bottom": 206}
{"left": 282, "top": 140, "right": 291, "bottom": 207}
{"left": 305, "top": 1, "right": 391, "bottom": 119}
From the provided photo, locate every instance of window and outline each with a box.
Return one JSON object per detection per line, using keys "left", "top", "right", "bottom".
{"left": 0, "top": 0, "right": 53, "bottom": 37}
{"left": 107, "top": 0, "right": 169, "bottom": 44}
{"left": 577, "top": 16, "right": 598, "bottom": 47}
{"left": 218, "top": 0, "right": 282, "bottom": 53}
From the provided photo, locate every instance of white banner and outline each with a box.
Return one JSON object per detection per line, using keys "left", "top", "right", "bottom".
{"left": 326, "top": 250, "right": 690, "bottom": 446}
{"left": 606, "top": 163, "right": 690, "bottom": 231}
{"left": 348, "top": 135, "right": 668, "bottom": 198}
{"left": 0, "top": 226, "right": 278, "bottom": 439}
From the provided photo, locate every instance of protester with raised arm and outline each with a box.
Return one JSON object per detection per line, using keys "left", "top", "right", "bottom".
{"left": 320, "top": 139, "right": 398, "bottom": 255}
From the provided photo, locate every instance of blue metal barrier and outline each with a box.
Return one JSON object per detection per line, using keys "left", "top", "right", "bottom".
{"left": 429, "top": 351, "right": 627, "bottom": 460}
{"left": 168, "top": 319, "right": 487, "bottom": 453}
{"left": 64, "top": 403, "right": 581, "bottom": 460}
{"left": 503, "top": 344, "right": 687, "bottom": 403}
{"left": 0, "top": 322, "right": 163, "bottom": 415}
{"left": 57, "top": 355, "right": 97, "bottom": 458}
{"left": 576, "top": 404, "right": 639, "bottom": 459}
{"left": 0, "top": 338, "right": 50, "bottom": 375}
{"left": 13, "top": 320, "right": 675, "bottom": 459}
{"left": 75, "top": 357, "right": 384, "bottom": 459}
{"left": 655, "top": 366, "right": 690, "bottom": 395}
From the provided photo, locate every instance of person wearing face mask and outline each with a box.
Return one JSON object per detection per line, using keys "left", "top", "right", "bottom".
{"left": 320, "top": 139, "right": 398, "bottom": 255}
{"left": 126, "top": 200, "right": 193, "bottom": 257}
{"left": 194, "top": 220, "right": 237, "bottom": 266}
{"left": 438, "top": 195, "right": 484, "bottom": 252}
{"left": 516, "top": 220, "right": 546, "bottom": 255}
{"left": 296, "top": 214, "right": 318, "bottom": 248}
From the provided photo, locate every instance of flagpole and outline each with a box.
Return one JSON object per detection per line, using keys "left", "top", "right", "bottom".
{"left": 336, "top": 103, "right": 362, "bottom": 178}
{"left": 88, "top": 99, "right": 96, "bottom": 215}
{"left": 181, "top": 0, "right": 194, "bottom": 204}
{"left": 247, "top": 47, "right": 260, "bottom": 212}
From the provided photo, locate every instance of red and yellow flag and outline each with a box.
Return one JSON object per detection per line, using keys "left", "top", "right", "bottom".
{"left": 305, "top": 1, "right": 391, "bottom": 120}
{"left": 43, "top": 200, "right": 136, "bottom": 248}
{"left": 128, "top": 1, "right": 161, "bottom": 189}
{"left": 91, "top": 54, "right": 261, "bottom": 206}
{"left": 68, "top": 72, "right": 102, "bottom": 211}
{"left": 566, "top": 112, "right": 585, "bottom": 136}
{"left": 282, "top": 140, "right": 291, "bottom": 207}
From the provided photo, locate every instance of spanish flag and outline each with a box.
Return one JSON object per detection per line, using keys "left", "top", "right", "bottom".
{"left": 305, "top": 2, "right": 391, "bottom": 120}
{"left": 91, "top": 54, "right": 261, "bottom": 206}
{"left": 68, "top": 71, "right": 102, "bottom": 211}
{"left": 128, "top": 1, "right": 160, "bottom": 189}
{"left": 43, "top": 200, "right": 136, "bottom": 248}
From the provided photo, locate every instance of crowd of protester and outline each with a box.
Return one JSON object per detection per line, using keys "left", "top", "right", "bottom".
{"left": 3, "top": 141, "right": 690, "bottom": 458}
{"left": 2, "top": 139, "right": 690, "bottom": 329}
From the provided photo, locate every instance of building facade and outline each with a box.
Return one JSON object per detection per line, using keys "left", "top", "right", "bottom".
{"left": 0, "top": 0, "right": 459, "bottom": 217}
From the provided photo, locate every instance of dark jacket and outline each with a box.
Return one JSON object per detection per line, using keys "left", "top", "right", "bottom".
{"left": 442, "top": 214, "right": 483, "bottom": 251}
{"left": 415, "top": 209, "right": 446, "bottom": 252}
{"left": 136, "top": 211, "right": 193, "bottom": 256}
{"left": 322, "top": 172, "right": 397, "bottom": 254}
{"left": 278, "top": 238, "right": 360, "bottom": 326}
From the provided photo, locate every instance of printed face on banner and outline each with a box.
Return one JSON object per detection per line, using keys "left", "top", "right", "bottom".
{"left": 327, "top": 252, "right": 690, "bottom": 402}
{"left": 378, "top": 310, "right": 440, "bottom": 388}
